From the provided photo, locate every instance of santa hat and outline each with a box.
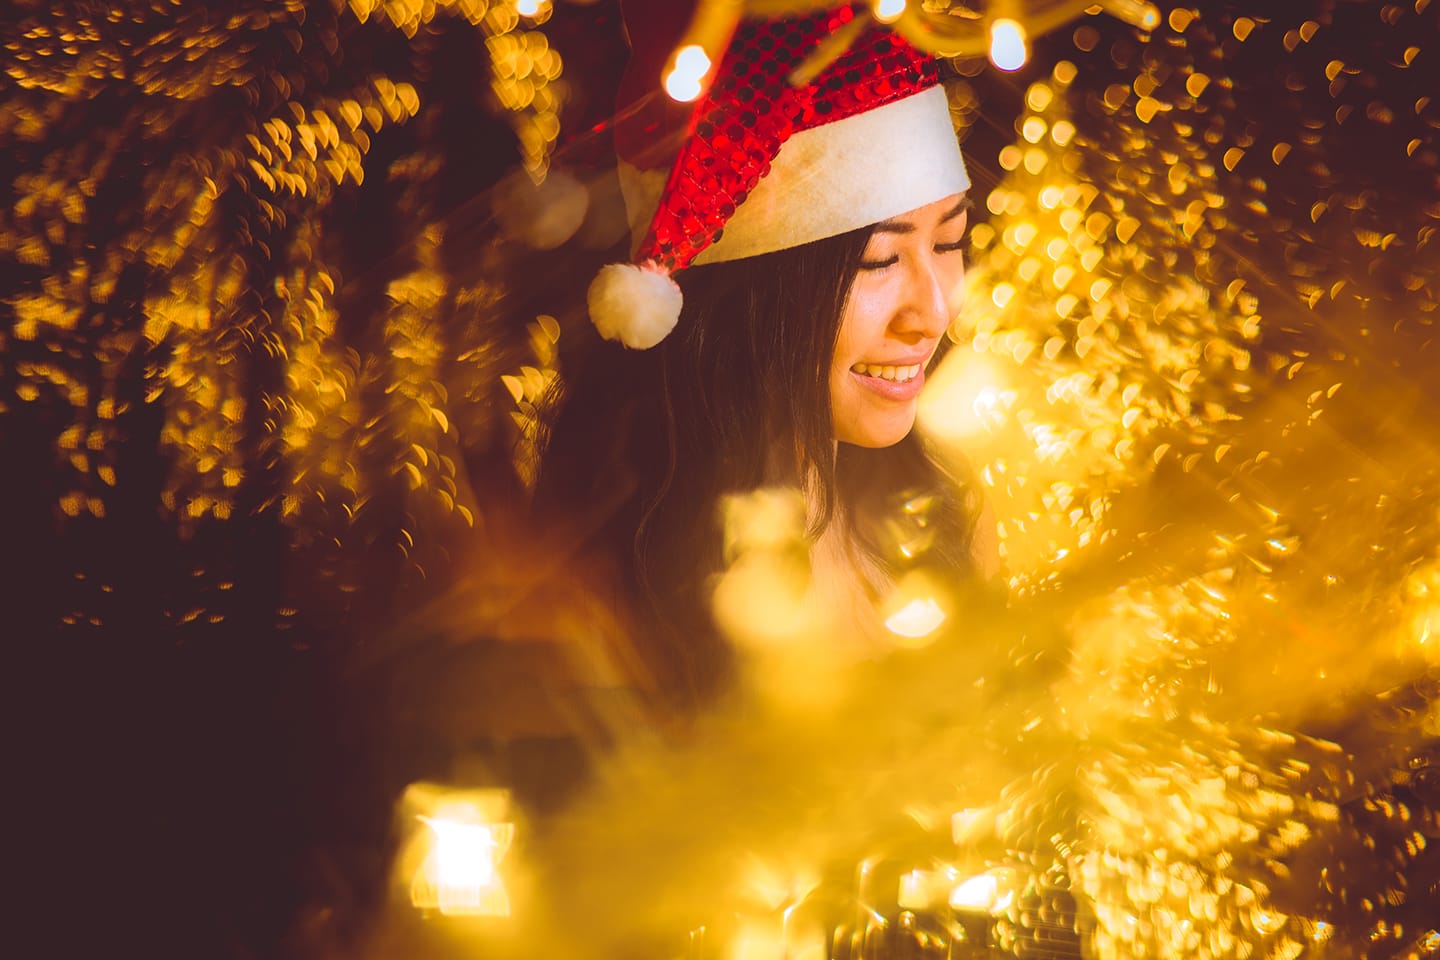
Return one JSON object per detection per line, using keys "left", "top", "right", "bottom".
{"left": 589, "top": 2, "right": 971, "bottom": 349}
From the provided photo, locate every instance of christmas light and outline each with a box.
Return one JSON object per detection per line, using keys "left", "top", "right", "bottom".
{"left": 872, "top": 0, "right": 906, "bottom": 24}
{"left": 988, "top": 19, "right": 1028, "bottom": 72}
{"left": 665, "top": 44, "right": 712, "bottom": 102}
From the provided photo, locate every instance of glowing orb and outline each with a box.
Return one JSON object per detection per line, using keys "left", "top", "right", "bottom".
{"left": 665, "top": 45, "right": 711, "bottom": 103}
{"left": 872, "top": 0, "right": 906, "bottom": 24}
{"left": 989, "top": 19, "right": 1028, "bottom": 72}
{"left": 399, "top": 786, "right": 515, "bottom": 918}
{"left": 884, "top": 596, "right": 947, "bottom": 640}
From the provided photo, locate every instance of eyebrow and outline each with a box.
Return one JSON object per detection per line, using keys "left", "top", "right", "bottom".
{"left": 872, "top": 195, "right": 973, "bottom": 235}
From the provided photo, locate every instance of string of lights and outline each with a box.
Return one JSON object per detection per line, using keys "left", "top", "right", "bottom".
{"left": 660, "top": 0, "right": 1162, "bottom": 102}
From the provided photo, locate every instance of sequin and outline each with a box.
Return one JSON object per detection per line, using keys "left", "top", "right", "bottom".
{"left": 633, "top": 4, "right": 939, "bottom": 272}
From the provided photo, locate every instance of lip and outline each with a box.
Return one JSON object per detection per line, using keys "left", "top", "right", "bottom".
{"left": 851, "top": 364, "right": 926, "bottom": 402}
{"left": 859, "top": 352, "right": 932, "bottom": 368}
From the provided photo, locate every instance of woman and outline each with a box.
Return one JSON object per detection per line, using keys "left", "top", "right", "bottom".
{"left": 536, "top": 3, "right": 996, "bottom": 710}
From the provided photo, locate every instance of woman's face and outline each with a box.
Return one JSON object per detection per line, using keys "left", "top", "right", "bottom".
{"left": 829, "top": 192, "right": 970, "bottom": 448}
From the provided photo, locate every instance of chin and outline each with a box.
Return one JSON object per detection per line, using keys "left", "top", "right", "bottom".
{"left": 837, "top": 415, "right": 917, "bottom": 449}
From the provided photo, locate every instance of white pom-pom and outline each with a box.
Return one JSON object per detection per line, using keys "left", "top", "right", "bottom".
{"left": 587, "top": 260, "right": 683, "bottom": 350}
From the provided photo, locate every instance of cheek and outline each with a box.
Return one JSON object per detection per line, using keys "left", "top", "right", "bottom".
{"left": 943, "top": 262, "right": 968, "bottom": 317}
{"left": 834, "top": 286, "right": 892, "bottom": 362}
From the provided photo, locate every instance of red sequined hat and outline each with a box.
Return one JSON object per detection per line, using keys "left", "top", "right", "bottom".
{"left": 589, "top": 2, "right": 971, "bottom": 349}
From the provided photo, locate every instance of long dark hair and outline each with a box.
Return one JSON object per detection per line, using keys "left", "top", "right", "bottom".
{"left": 536, "top": 225, "right": 981, "bottom": 704}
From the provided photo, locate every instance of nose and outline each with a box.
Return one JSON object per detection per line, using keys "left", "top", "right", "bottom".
{"left": 892, "top": 251, "right": 962, "bottom": 341}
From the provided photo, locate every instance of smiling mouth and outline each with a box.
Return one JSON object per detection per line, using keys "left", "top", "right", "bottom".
{"left": 850, "top": 362, "right": 922, "bottom": 383}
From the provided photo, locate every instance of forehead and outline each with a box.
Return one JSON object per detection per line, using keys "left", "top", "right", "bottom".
{"left": 872, "top": 192, "right": 971, "bottom": 233}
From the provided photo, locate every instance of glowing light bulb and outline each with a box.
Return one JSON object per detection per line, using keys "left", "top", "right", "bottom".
{"left": 665, "top": 44, "right": 711, "bottom": 103}
{"left": 515, "top": 0, "right": 546, "bottom": 16}
{"left": 872, "top": 0, "right": 906, "bottom": 23}
{"left": 989, "top": 19, "right": 1028, "bottom": 72}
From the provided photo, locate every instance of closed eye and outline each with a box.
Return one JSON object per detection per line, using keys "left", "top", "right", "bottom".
{"left": 858, "top": 255, "right": 899, "bottom": 270}
{"left": 861, "top": 241, "right": 966, "bottom": 270}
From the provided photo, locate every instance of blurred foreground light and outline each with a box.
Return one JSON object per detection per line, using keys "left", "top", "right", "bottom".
{"left": 399, "top": 784, "right": 514, "bottom": 918}
{"left": 988, "top": 19, "right": 1028, "bottom": 72}
{"left": 898, "top": 867, "right": 956, "bottom": 910}
{"left": 949, "top": 873, "right": 998, "bottom": 912}
{"left": 1100, "top": 0, "right": 1161, "bottom": 31}
{"left": 951, "top": 807, "right": 995, "bottom": 844}
{"left": 918, "top": 348, "right": 1011, "bottom": 440}
{"left": 882, "top": 571, "right": 949, "bottom": 646}
{"left": 885, "top": 596, "right": 947, "bottom": 641}
{"left": 493, "top": 167, "right": 589, "bottom": 250}
{"left": 949, "top": 867, "right": 1018, "bottom": 915}
{"left": 665, "top": 44, "right": 712, "bottom": 103}
{"left": 515, "top": 0, "right": 546, "bottom": 17}
{"left": 1403, "top": 563, "right": 1440, "bottom": 659}
{"left": 872, "top": 0, "right": 906, "bottom": 24}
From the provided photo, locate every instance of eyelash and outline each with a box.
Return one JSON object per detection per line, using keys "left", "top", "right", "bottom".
{"left": 859, "top": 240, "right": 969, "bottom": 271}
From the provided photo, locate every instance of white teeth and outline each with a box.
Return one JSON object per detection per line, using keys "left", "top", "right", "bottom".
{"left": 851, "top": 363, "right": 922, "bottom": 382}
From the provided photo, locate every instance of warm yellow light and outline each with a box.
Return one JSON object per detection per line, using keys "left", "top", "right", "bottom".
{"left": 665, "top": 44, "right": 711, "bottom": 103}
{"left": 1101, "top": 0, "right": 1161, "bottom": 31}
{"left": 951, "top": 807, "right": 994, "bottom": 843}
{"left": 713, "top": 489, "right": 818, "bottom": 647}
{"left": 515, "top": 0, "right": 545, "bottom": 16}
{"left": 872, "top": 0, "right": 906, "bottom": 23}
{"left": 949, "top": 873, "right": 998, "bottom": 912}
{"left": 919, "top": 348, "right": 1012, "bottom": 440}
{"left": 989, "top": 19, "right": 1028, "bottom": 72}
{"left": 897, "top": 867, "right": 955, "bottom": 910}
{"left": 412, "top": 812, "right": 514, "bottom": 916}
{"left": 885, "top": 596, "right": 947, "bottom": 640}
{"left": 400, "top": 786, "right": 515, "bottom": 918}
{"left": 415, "top": 816, "right": 512, "bottom": 915}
